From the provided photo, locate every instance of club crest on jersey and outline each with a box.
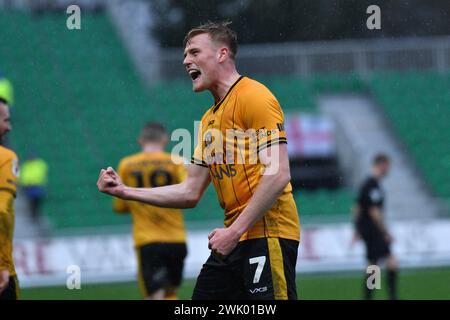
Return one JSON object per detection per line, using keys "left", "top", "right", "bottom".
{"left": 205, "top": 131, "right": 213, "bottom": 147}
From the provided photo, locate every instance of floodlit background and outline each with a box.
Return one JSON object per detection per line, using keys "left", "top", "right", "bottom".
{"left": 1, "top": 0, "right": 450, "bottom": 299}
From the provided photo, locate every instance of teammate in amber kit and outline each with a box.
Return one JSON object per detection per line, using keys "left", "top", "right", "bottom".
{"left": 0, "top": 98, "right": 20, "bottom": 300}
{"left": 114, "top": 123, "right": 188, "bottom": 300}
{"left": 98, "top": 22, "right": 300, "bottom": 300}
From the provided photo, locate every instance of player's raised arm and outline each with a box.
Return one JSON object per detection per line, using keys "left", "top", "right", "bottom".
{"left": 97, "top": 163, "right": 210, "bottom": 209}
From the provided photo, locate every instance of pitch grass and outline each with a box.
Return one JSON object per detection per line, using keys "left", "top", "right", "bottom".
{"left": 20, "top": 267, "right": 450, "bottom": 300}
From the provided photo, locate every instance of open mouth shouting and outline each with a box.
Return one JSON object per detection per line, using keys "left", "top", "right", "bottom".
{"left": 188, "top": 69, "right": 202, "bottom": 81}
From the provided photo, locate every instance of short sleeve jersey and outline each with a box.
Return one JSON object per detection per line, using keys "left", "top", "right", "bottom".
{"left": 192, "top": 76, "right": 300, "bottom": 241}
{"left": 356, "top": 176, "right": 385, "bottom": 224}
{"left": 114, "top": 151, "right": 187, "bottom": 246}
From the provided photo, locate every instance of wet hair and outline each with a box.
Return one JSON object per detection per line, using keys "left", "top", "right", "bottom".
{"left": 184, "top": 21, "right": 238, "bottom": 60}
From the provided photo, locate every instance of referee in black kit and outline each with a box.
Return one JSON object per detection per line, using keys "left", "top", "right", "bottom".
{"left": 353, "top": 154, "right": 399, "bottom": 300}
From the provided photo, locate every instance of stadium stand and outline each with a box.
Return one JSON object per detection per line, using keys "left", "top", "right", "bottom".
{"left": 370, "top": 71, "right": 450, "bottom": 209}
{"left": 0, "top": 12, "right": 243, "bottom": 231}
{"left": 11, "top": 11, "right": 449, "bottom": 232}
{"left": 0, "top": 12, "right": 354, "bottom": 232}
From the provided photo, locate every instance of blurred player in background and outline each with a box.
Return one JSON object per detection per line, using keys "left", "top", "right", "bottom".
{"left": 98, "top": 21, "right": 300, "bottom": 300}
{"left": 0, "top": 98, "right": 20, "bottom": 300}
{"left": 0, "top": 73, "right": 14, "bottom": 148}
{"left": 353, "top": 154, "right": 398, "bottom": 300}
{"left": 0, "top": 72, "right": 14, "bottom": 108}
{"left": 19, "top": 153, "right": 49, "bottom": 223}
{"left": 113, "top": 123, "right": 188, "bottom": 300}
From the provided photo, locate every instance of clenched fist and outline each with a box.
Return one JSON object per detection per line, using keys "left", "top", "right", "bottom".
{"left": 97, "top": 166, "right": 125, "bottom": 197}
{"left": 208, "top": 227, "right": 241, "bottom": 257}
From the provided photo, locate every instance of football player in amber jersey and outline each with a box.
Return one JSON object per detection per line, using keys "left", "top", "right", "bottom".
{"left": 114, "top": 123, "right": 187, "bottom": 300}
{"left": 98, "top": 22, "right": 300, "bottom": 300}
{"left": 0, "top": 98, "right": 20, "bottom": 300}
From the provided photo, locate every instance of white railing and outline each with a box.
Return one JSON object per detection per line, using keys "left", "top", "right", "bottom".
{"left": 157, "top": 36, "right": 450, "bottom": 80}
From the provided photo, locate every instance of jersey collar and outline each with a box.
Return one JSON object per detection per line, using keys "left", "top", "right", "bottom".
{"left": 212, "top": 76, "right": 244, "bottom": 113}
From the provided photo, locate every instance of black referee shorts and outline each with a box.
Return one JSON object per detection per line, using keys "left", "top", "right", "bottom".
{"left": 0, "top": 276, "right": 20, "bottom": 300}
{"left": 136, "top": 242, "right": 187, "bottom": 296}
{"left": 192, "top": 237, "right": 299, "bottom": 300}
{"left": 358, "top": 224, "right": 391, "bottom": 263}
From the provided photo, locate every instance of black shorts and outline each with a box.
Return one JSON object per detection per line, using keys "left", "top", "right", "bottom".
{"left": 358, "top": 224, "right": 391, "bottom": 262}
{"left": 136, "top": 242, "right": 187, "bottom": 296}
{"left": 0, "top": 276, "right": 20, "bottom": 300}
{"left": 192, "top": 237, "right": 299, "bottom": 300}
